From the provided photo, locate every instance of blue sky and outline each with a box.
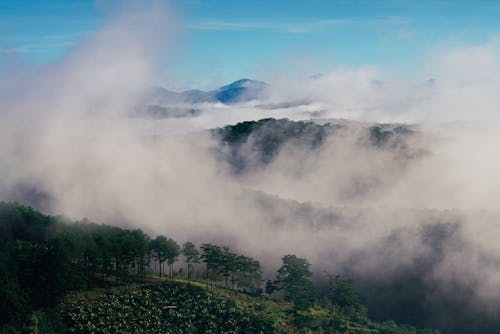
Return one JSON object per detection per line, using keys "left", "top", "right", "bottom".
{"left": 2, "top": 0, "right": 500, "bottom": 88}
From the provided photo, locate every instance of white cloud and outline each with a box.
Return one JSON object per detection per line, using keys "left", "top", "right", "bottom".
{"left": 3, "top": 2, "right": 500, "bottom": 325}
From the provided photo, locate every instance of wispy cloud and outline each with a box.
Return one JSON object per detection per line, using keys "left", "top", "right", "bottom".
{"left": 188, "top": 16, "right": 411, "bottom": 34}
{"left": 0, "top": 32, "right": 89, "bottom": 56}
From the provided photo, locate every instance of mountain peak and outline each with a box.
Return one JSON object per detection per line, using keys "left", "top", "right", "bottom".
{"left": 214, "top": 78, "right": 269, "bottom": 104}
{"left": 143, "top": 78, "right": 270, "bottom": 108}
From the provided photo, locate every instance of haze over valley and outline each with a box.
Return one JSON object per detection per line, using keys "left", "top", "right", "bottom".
{"left": 3, "top": 1, "right": 500, "bottom": 333}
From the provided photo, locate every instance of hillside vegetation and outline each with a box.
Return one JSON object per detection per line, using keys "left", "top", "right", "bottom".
{"left": 60, "top": 280, "right": 440, "bottom": 334}
{"left": 0, "top": 202, "right": 441, "bottom": 333}
{"left": 212, "top": 118, "right": 416, "bottom": 174}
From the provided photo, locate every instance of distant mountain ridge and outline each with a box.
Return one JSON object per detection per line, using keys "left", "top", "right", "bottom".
{"left": 147, "top": 78, "right": 269, "bottom": 106}
{"left": 134, "top": 79, "right": 270, "bottom": 118}
{"left": 214, "top": 78, "right": 269, "bottom": 104}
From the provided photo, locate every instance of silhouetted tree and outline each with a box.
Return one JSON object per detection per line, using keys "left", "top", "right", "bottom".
{"left": 327, "top": 274, "right": 361, "bottom": 312}
{"left": 165, "top": 238, "right": 180, "bottom": 279}
{"left": 182, "top": 242, "right": 199, "bottom": 281}
{"left": 150, "top": 236, "right": 169, "bottom": 278}
{"left": 276, "top": 254, "right": 315, "bottom": 311}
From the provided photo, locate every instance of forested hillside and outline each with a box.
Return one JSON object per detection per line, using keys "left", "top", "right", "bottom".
{"left": 212, "top": 118, "right": 417, "bottom": 174}
{"left": 0, "top": 202, "right": 441, "bottom": 333}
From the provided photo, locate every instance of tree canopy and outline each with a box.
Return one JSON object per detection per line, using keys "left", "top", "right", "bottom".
{"left": 276, "top": 254, "right": 315, "bottom": 311}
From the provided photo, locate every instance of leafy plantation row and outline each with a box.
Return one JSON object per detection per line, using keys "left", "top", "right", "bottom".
{"left": 63, "top": 282, "right": 281, "bottom": 334}
{"left": 61, "top": 281, "right": 441, "bottom": 334}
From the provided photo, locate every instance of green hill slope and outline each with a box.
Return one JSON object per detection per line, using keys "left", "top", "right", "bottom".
{"left": 59, "top": 280, "right": 440, "bottom": 334}
{"left": 0, "top": 202, "right": 440, "bottom": 334}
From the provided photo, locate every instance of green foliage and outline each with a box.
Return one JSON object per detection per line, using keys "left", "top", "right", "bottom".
{"left": 151, "top": 236, "right": 180, "bottom": 279}
{"left": 200, "top": 243, "right": 262, "bottom": 291}
{"left": 276, "top": 255, "right": 315, "bottom": 311}
{"left": 0, "top": 202, "right": 442, "bottom": 334}
{"left": 59, "top": 280, "right": 441, "bottom": 334}
{"left": 327, "top": 275, "right": 361, "bottom": 311}
{"left": 62, "top": 282, "right": 281, "bottom": 334}
{"left": 182, "top": 242, "right": 199, "bottom": 281}
{"left": 0, "top": 202, "right": 153, "bottom": 330}
{"left": 265, "top": 279, "right": 277, "bottom": 295}
{"left": 213, "top": 118, "right": 334, "bottom": 173}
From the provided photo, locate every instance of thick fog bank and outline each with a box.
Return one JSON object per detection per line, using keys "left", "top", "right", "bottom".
{"left": 3, "top": 2, "right": 500, "bottom": 333}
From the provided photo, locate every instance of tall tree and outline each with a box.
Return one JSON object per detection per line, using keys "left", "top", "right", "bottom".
{"left": 182, "top": 242, "right": 199, "bottom": 281}
{"left": 130, "top": 229, "right": 149, "bottom": 279}
{"left": 150, "top": 236, "right": 168, "bottom": 278}
{"left": 219, "top": 246, "right": 237, "bottom": 289}
{"left": 200, "top": 243, "right": 222, "bottom": 286}
{"left": 327, "top": 274, "right": 361, "bottom": 311}
{"left": 165, "top": 238, "right": 180, "bottom": 279}
{"left": 276, "top": 254, "right": 315, "bottom": 311}
{"left": 233, "top": 255, "right": 262, "bottom": 292}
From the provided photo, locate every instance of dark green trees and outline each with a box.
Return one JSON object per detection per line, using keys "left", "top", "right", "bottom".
{"left": 182, "top": 242, "right": 199, "bottom": 281}
{"left": 150, "top": 236, "right": 180, "bottom": 279}
{"left": 232, "top": 254, "right": 262, "bottom": 293}
{"left": 327, "top": 275, "right": 361, "bottom": 311}
{"left": 0, "top": 201, "right": 446, "bottom": 334}
{"left": 200, "top": 243, "right": 222, "bottom": 286}
{"left": 165, "top": 238, "right": 180, "bottom": 279}
{"left": 129, "top": 229, "right": 150, "bottom": 279}
{"left": 0, "top": 202, "right": 190, "bottom": 330}
{"left": 200, "top": 243, "right": 262, "bottom": 291}
{"left": 150, "top": 236, "right": 167, "bottom": 278}
{"left": 276, "top": 254, "right": 315, "bottom": 311}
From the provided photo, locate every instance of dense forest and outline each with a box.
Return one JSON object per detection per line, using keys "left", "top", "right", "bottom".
{"left": 0, "top": 202, "right": 441, "bottom": 333}
{"left": 212, "top": 118, "right": 416, "bottom": 174}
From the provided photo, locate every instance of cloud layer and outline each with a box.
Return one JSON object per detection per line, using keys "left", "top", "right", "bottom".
{"left": 2, "top": 3, "right": 500, "bottom": 332}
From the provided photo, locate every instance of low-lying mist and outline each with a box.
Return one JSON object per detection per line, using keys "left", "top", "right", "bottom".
{"left": 2, "top": 2, "right": 500, "bottom": 333}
